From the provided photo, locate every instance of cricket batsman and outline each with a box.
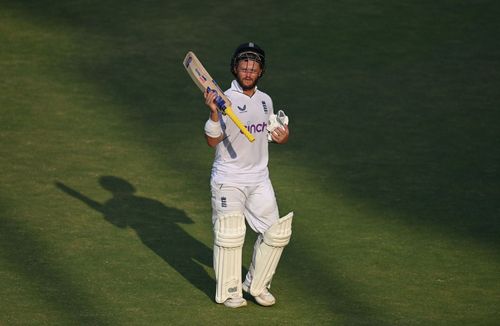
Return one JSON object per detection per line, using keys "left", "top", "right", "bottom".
{"left": 202, "top": 42, "right": 293, "bottom": 308}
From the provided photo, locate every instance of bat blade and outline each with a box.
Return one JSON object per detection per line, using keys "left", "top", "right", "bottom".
{"left": 183, "top": 51, "right": 255, "bottom": 142}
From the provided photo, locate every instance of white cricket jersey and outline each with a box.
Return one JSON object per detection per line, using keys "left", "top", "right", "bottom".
{"left": 211, "top": 80, "right": 274, "bottom": 185}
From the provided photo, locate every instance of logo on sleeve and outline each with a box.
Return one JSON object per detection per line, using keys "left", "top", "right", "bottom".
{"left": 261, "top": 101, "right": 268, "bottom": 114}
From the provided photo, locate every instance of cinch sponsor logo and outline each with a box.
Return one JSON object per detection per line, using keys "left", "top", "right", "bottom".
{"left": 242, "top": 122, "right": 267, "bottom": 134}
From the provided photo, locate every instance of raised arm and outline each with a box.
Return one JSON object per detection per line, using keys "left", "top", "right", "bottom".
{"left": 203, "top": 90, "right": 224, "bottom": 148}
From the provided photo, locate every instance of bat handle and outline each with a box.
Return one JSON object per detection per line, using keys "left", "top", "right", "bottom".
{"left": 224, "top": 107, "right": 256, "bottom": 142}
{"left": 207, "top": 87, "right": 227, "bottom": 109}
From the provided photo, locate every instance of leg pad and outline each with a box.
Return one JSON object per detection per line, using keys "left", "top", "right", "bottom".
{"left": 213, "top": 213, "right": 246, "bottom": 303}
{"left": 249, "top": 212, "right": 293, "bottom": 296}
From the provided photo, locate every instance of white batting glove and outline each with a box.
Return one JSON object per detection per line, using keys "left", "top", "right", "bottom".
{"left": 267, "top": 110, "right": 289, "bottom": 141}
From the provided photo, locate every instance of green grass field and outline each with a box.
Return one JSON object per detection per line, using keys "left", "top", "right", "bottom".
{"left": 1, "top": 1, "right": 499, "bottom": 325}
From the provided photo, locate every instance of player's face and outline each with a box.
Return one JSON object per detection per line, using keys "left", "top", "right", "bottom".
{"left": 235, "top": 60, "right": 262, "bottom": 91}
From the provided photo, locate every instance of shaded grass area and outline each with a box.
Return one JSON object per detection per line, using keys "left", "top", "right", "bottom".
{"left": 1, "top": 0, "right": 499, "bottom": 324}
{"left": 0, "top": 205, "right": 114, "bottom": 325}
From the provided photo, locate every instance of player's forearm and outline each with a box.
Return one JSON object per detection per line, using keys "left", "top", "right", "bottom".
{"left": 205, "top": 134, "right": 223, "bottom": 147}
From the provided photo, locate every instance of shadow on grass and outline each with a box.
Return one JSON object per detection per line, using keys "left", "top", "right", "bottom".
{"left": 7, "top": 0, "right": 499, "bottom": 322}
{"left": 55, "top": 176, "right": 214, "bottom": 300}
{"left": 0, "top": 206, "right": 113, "bottom": 325}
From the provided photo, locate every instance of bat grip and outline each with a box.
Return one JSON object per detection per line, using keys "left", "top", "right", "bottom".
{"left": 224, "top": 107, "right": 256, "bottom": 142}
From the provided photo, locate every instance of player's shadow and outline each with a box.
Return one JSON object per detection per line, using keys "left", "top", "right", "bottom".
{"left": 55, "top": 176, "right": 214, "bottom": 300}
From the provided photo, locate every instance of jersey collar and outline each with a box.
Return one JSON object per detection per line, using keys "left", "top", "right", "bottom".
{"left": 230, "top": 79, "right": 258, "bottom": 95}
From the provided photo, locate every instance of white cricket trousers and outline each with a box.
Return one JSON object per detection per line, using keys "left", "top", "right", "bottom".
{"left": 210, "top": 178, "right": 279, "bottom": 234}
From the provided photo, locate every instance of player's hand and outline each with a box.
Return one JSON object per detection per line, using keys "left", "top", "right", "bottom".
{"left": 204, "top": 90, "right": 219, "bottom": 114}
{"left": 271, "top": 125, "right": 289, "bottom": 144}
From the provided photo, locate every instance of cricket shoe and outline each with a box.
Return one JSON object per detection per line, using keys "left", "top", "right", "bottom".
{"left": 242, "top": 282, "right": 276, "bottom": 307}
{"left": 223, "top": 297, "right": 247, "bottom": 308}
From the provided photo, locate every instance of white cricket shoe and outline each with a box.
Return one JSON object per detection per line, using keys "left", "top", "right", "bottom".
{"left": 223, "top": 297, "right": 247, "bottom": 308}
{"left": 242, "top": 282, "right": 276, "bottom": 307}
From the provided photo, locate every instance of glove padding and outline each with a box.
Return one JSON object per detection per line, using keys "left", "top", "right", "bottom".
{"left": 267, "top": 110, "right": 289, "bottom": 141}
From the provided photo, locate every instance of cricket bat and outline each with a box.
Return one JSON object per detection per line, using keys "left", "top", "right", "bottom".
{"left": 183, "top": 51, "right": 255, "bottom": 143}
